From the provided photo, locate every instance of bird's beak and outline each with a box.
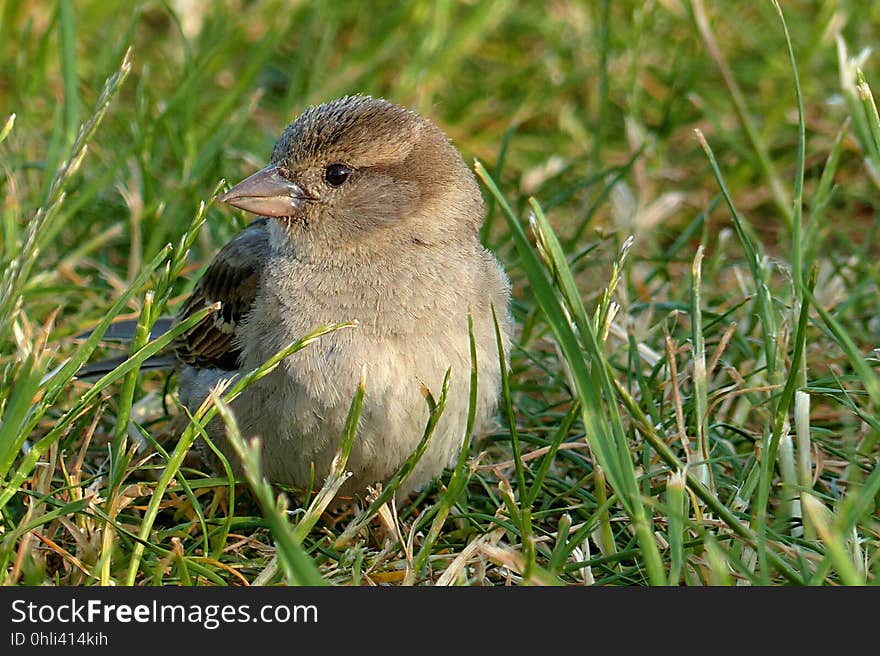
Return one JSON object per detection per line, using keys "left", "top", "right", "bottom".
{"left": 219, "top": 164, "right": 308, "bottom": 218}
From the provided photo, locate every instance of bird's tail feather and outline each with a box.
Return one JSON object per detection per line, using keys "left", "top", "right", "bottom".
{"left": 77, "top": 316, "right": 175, "bottom": 342}
{"left": 76, "top": 316, "right": 176, "bottom": 379}
{"left": 76, "top": 354, "right": 178, "bottom": 379}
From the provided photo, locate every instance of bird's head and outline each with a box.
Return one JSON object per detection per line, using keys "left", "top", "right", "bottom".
{"left": 219, "top": 95, "right": 483, "bottom": 250}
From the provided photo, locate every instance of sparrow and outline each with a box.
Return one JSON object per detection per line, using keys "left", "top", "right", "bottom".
{"left": 172, "top": 95, "right": 512, "bottom": 499}
{"left": 103, "top": 95, "right": 512, "bottom": 500}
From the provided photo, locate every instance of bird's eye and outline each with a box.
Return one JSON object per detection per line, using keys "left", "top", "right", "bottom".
{"left": 324, "top": 163, "right": 352, "bottom": 187}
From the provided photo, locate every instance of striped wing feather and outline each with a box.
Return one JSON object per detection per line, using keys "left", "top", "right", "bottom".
{"left": 173, "top": 218, "right": 270, "bottom": 370}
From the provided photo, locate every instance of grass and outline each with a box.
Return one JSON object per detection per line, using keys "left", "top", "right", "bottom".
{"left": 0, "top": 0, "right": 878, "bottom": 586}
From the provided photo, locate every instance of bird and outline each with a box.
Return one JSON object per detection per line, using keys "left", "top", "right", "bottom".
{"left": 93, "top": 95, "right": 512, "bottom": 501}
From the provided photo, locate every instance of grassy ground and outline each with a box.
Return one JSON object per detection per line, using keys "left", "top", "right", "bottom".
{"left": 1, "top": 0, "right": 878, "bottom": 586}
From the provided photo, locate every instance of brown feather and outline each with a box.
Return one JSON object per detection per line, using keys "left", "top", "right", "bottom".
{"left": 173, "top": 218, "right": 270, "bottom": 370}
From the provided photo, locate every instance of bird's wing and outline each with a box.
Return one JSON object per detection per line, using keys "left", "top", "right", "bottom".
{"left": 173, "top": 218, "right": 271, "bottom": 370}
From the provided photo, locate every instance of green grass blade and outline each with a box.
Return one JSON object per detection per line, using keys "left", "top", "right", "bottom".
{"left": 123, "top": 322, "right": 352, "bottom": 583}
{"left": 213, "top": 394, "right": 324, "bottom": 586}
{"left": 476, "top": 163, "right": 665, "bottom": 585}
